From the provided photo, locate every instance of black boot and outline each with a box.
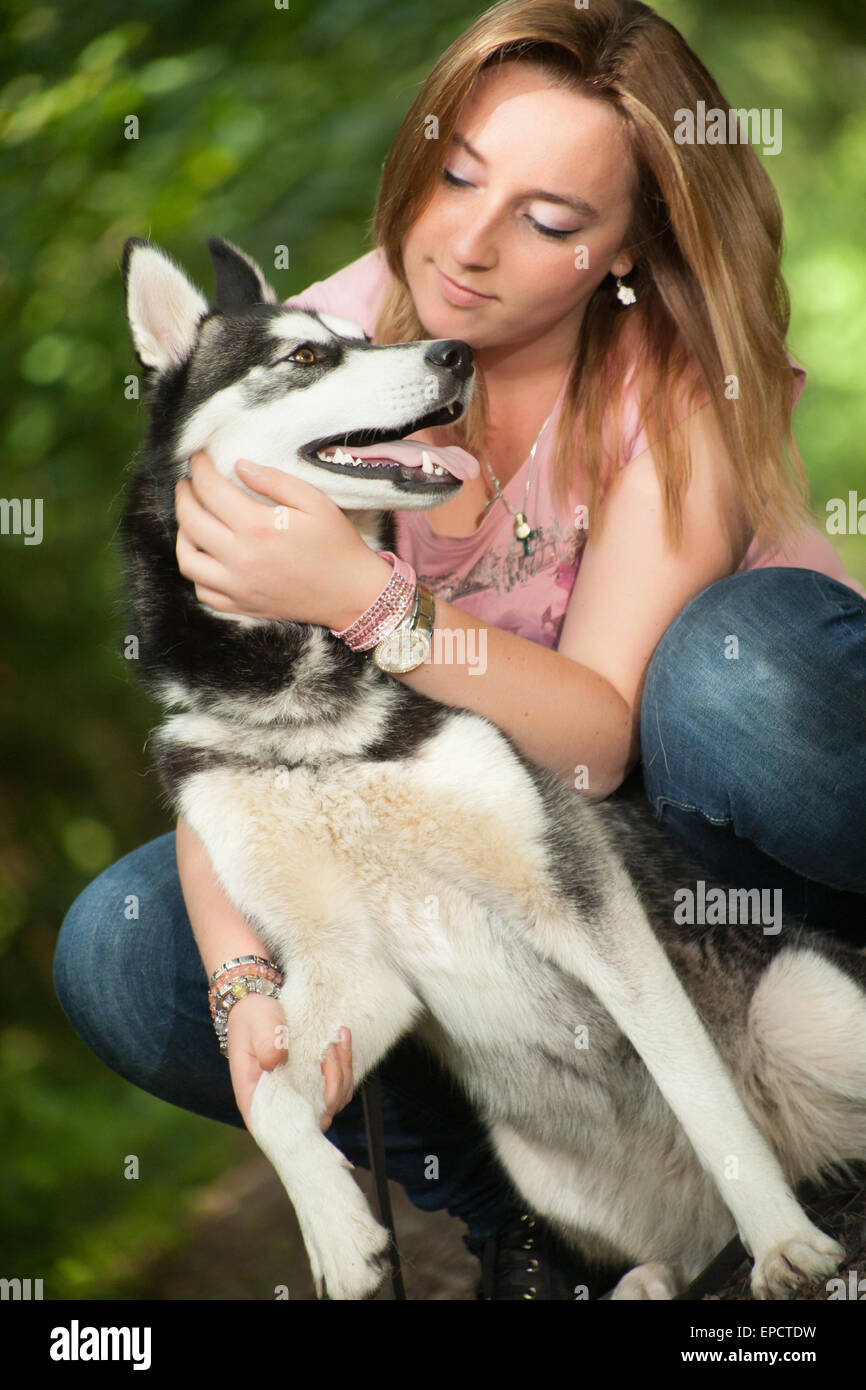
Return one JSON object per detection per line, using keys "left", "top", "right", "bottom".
{"left": 462, "top": 1210, "right": 629, "bottom": 1300}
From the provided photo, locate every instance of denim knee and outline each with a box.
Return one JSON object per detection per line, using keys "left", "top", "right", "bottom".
{"left": 54, "top": 850, "right": 142, "bottom": 1057}
{"left": 53, "top": 832, "right": 208, "bottom": 1090}
{"left": 639, "top": 567, "right": 866, "bottom": 889}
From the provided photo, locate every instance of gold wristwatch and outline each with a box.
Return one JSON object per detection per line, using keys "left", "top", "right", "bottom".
{"left": 372, "top": 583, "right": 435, "bottom": 674}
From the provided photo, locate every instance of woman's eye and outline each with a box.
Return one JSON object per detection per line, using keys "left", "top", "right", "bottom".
{"left": 526, "top": 217, "right": 578, "bottom": 241}
{"left": 278, "top": 346, "right": 317, "bottom": 365}
{"left": 442, "top": 168, "right": 579, "bottom": 240}
{"left": 442, "top": 167, "right": 472, "bottom": 188}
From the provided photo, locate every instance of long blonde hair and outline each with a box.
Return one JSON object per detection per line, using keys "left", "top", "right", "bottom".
{"left": 367, "top": 0, "right": 813, "bottom": 552}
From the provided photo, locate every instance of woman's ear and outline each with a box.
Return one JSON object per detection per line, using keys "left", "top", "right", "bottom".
{"left": 611, "top": 254, "right": 635, "bottom": 279}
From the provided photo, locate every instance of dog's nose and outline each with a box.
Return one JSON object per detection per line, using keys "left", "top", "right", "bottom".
{"left": 425, "top": 339, "right": 474, "bottom": 381}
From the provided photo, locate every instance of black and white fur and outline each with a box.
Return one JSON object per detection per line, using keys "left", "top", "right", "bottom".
{"left": 119, "top": 236, "right": 866, "bottom": 1300}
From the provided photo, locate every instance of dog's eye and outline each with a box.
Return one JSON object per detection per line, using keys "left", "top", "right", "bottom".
{"left": 276, "top": 346, "right": 318, "bottom": 366}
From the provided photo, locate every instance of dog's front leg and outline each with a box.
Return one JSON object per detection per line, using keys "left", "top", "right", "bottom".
{"left": 249, "top": 1062, "right": 390, "bottom": 1302}
{"left": 248, "top": 958, "right": 425, "bottom": 1301}
{"left": 175, "top": 766, "right": 426, "bottom": 1298}
{"left": 534, "top": 857, "right": 844, "bottom": 1300}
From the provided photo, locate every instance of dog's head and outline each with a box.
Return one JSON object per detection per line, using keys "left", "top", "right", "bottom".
{"left": 122, "top": 236, "right": 478, "bottom": 511}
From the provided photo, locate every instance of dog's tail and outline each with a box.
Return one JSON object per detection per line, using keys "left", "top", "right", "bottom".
{"left": 739, "top": 945, "right": 866, "bottom": 1187}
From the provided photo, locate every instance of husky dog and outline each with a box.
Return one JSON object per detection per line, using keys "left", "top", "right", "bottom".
{"left": 119, "top": 236, "right": 866, "bottom": 1301}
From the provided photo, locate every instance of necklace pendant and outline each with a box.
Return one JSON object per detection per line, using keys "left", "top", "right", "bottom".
{"left": 513, "top": 512, "right": 536, "bottom": 557}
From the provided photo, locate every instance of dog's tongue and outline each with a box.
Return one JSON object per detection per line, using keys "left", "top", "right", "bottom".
{"left": 347, "top": 440, "right": 479, "bottom": 481}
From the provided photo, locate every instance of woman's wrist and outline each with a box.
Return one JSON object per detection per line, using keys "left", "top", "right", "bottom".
{"left": 209, "top": 955, "right": 284, "bottom": 1055}
{"left": 329, "top": 546, "right": 397, "bottom": 634}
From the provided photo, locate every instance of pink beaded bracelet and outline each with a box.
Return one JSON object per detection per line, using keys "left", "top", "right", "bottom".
{"left": 329, "top": 551, "right": 418, "bottom": 652}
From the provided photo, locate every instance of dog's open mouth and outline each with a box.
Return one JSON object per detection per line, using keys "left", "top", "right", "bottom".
{"left": 300, "top": 400, "right": 479, "bottom": 489}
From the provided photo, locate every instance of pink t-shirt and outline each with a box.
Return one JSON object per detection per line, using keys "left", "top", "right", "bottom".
{"left": 284, "top": 248, "right": 866, "bottom": 648}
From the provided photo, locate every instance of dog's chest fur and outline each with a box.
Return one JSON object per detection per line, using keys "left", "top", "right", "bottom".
{"left": 164, "top": 697, "right": 643, "bottom": 1144}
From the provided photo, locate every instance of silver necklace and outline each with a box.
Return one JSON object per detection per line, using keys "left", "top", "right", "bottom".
{"left": 479, "top": 409, "right": 553, "bottom": 556}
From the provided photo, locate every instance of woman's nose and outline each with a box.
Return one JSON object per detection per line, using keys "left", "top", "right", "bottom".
{"left": 448, "top": 206, "right": 499, "bottom": 268}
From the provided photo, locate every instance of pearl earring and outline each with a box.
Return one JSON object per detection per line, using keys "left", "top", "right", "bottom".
{"left": 615, "top": 275, "right": 637, "bottom": 306}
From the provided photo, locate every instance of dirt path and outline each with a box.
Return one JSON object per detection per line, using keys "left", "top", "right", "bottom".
{"left": 133, "top": 1148, "right": 866, "bottom": 1301}
{"left": 134, "top": 1150, "right": 480, "bottom": 1300}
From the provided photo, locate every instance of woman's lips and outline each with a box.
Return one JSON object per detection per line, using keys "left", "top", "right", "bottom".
{"left": 435, "top": 266, "right": 495, "bottom": 306}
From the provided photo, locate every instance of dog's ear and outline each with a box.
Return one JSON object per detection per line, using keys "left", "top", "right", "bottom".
{"left": 207, "top": 237, "right": 278, "bottom": 311}
{"left": 316, "top": 311, "right": 370, "bottom": 342}
{"left": 122, "top": 238, "right": 209, "bottom": 374}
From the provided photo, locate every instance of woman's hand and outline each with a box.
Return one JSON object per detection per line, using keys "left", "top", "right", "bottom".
{"left": 226, "top": 992, "right": 354, "bottom": 1134}
{"left": 174, "top": 450, "right": 391, "bottom": 628}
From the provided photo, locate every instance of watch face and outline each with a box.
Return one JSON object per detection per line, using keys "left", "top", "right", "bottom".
{"left": 377, "top": 628, "right": 430, "bottom": 672}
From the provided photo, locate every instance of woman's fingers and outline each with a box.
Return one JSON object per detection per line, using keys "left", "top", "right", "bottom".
{"left": 319, "top": 1030, "right": 353, "bottom": 1131}
{"left": 175, "top": 472, "right": 234, "bottom": 552}
{"left": 229, "top": 1040, "right": 265, "bottom": 1131}
{"left": 175, "top": 525, "right": 232, "bottom": 598}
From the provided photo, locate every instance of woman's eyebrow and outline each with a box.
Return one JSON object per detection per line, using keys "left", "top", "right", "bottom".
{"left": 451, "top": 130, "right": 600, "bottom": 219}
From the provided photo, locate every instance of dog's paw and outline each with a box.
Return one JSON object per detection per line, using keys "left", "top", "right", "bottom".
{"left": 750, "top": 1227, "right": 844, "bottom": 1300}
{"left": 607, "top": 1261, "right": 679, "bottom": 1300}
{"left": 307, "top": 1203, "right": 392, "bottom": 1302}
{"left": 299, "top": 1150, "right": 392, "bottom": 1300}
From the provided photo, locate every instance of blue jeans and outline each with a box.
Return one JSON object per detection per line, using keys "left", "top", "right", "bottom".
{"left": 53, "top": 568, "right": 866, "bottom": 1239}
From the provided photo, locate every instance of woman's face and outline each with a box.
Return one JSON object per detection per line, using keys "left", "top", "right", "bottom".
{"left": 401, "top": 63, "right": 638, "bottom": 356}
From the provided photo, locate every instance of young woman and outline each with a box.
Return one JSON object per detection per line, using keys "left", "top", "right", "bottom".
{"left": 55, "top": 0, "right": 866, "bottom": 1299}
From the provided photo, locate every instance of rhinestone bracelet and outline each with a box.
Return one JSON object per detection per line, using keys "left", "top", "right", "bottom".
{"left": 209, "top": 956, "right": 284, "bottom": 1058}
{"left": 208, "top": 957, "right": 282, "bottom": 1007}
{"left": 208, "top": 958, "right": 282, "bottom": 1014}
{"left": 208, "top": 954, "right": 277, "bottom": 986}
{"left": 211, "top": 973, "right": 284, "bottom": 1057}
{"left": 329, "top": 551, "right": 417, "bottom": 652}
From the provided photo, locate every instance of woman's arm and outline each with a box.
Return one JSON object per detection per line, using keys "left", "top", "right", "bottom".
{"left": 368, "top": 588, "right": 633, "bottom": 800}
{"left": 175, "top": 815, "right": 353, "bottom": 1131}
{"left": 351, "top": 403, "right": 750, "bottom": 801}
{"left": 553, "top": 401, "right": 751, "bottom": 785}
{"left": 175, "top": 812, "right": 272, "bottom": 976}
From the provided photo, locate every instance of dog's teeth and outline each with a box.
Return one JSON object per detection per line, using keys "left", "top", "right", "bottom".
{"left": 316, "top": 446, "right": 383, "bottom": 469}
{"left": 421, "top": 450, "right": 434, "bottom": 474}
{"left": 433, "top": 465, "right": 444, "bottom": 475}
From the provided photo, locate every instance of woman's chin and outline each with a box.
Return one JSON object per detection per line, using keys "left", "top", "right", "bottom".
{"left": 414, "top": 300, "right": 487, "bottom": 347}
{"left": 414, "top": 297, "right": 466, "bottom": 338}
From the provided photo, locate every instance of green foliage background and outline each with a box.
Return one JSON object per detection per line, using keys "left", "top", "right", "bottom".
{"left": 1, "top": 0, "right": 864, "bottom": 1297}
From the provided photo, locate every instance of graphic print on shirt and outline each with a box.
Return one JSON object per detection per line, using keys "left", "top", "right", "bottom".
{"left": 413, "top": 514, "right": 587, "bottom": 650}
